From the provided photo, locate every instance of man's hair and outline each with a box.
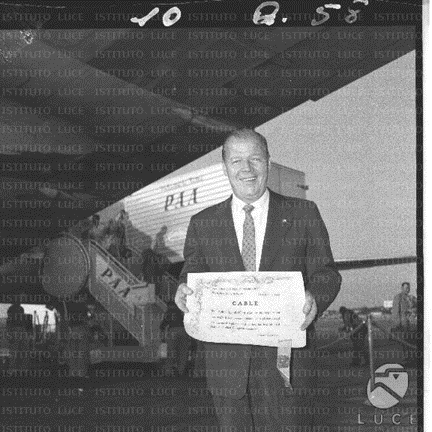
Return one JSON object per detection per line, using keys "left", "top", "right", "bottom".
{"left": 222, "top": 128, "right": 270, "bottom": 161}
{"left": 402, "top": 282, "right": 410, "bottom": 288}
{"left": 339, "top": 306, "right": 347, "bottom": 314}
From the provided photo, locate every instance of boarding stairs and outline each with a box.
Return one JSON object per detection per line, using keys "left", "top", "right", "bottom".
{"left": 87, "top": 240, "right": 167, "bottom": 362}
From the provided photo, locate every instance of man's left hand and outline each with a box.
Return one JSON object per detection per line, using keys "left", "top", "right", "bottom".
{"left": 301, "top": 290, "right": 318, "bottom": 331}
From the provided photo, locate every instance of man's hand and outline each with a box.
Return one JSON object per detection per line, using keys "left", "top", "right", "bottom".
{"left": 175, "top": 283, "right": 193, "bottom": 313}
{"left": 300, "top": 290, "right": 318, "bottom": 331}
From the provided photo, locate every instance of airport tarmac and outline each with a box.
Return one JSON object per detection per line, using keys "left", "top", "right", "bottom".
{"left": 0, "top": 317, "right": 420, "bottom": 432}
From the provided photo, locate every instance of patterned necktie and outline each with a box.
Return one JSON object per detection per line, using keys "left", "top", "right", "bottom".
{"left": 242, "top": 204, "right": 256, "bottom": 271}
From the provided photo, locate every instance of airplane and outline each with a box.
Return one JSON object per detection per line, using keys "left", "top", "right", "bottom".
{"left": 0, "top": 21, "right": 419, "bottom": 313}
{"left": 0, "top": 23, "right": 417, "bottom": 259}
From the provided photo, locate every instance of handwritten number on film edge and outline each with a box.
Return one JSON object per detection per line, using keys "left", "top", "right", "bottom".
{"left": 130, "top": 1, "right": 369, "bottom": 27}
{"left": 253, "top": 1, "right": 280, "bottom": 26}
{"left": 311, "top": 6, "right": 331, "bottom": 26}
{"left": 344, "top": 8, "right": 361, "bottom": 24}
{"left": 131, "top": 6, "right": 181, "bottom": 28}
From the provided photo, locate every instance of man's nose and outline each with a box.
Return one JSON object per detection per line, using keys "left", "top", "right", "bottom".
{"left": 239, "top": 160, "right": 252, "bottom": 171}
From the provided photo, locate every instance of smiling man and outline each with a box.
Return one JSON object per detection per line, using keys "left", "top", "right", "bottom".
{"left": 222, "top": 130, "right": 270, "bottom": 204}
{"left": 175, "top": 128, "right": 342, "bottom": 430}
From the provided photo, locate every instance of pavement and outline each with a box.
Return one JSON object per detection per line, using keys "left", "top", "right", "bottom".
{"left": 0, "top": 318, "right": 421, "bottom": 432}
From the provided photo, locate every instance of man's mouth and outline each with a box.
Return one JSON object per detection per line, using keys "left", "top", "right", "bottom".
{"left": 240, "top": 177, "right": 257, "bottom": 182}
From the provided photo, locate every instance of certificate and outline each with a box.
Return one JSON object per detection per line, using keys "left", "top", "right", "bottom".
{"left": 184, "top": 271, "right": 306, "bottom": 348}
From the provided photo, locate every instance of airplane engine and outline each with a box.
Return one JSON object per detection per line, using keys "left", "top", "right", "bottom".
{"left": 41, "top": 233, "right": 90, "bottom": 298}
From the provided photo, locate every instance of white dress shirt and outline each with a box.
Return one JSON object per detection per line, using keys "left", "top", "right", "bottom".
{"left": 231, "top": 189, "right": 270, "bottom": 271}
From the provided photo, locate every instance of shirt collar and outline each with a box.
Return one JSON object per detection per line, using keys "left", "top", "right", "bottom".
{"left": 232, "top": 188, "right": 270, "bottom": 213}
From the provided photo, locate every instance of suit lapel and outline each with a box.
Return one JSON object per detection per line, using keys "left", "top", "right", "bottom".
{"left": 214, "top": 195, "right": 245, "bottom": 271}
{"left": 259, "top": 190, "right": 295, "bottom": 271}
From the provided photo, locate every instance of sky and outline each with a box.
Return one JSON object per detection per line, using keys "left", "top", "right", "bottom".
{"left": 256, "top": 51, "right": 417, "bottom": 309}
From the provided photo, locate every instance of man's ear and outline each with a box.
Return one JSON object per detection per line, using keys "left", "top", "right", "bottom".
{"left": 222, "top": 161, "right": 228, "bottom": 177}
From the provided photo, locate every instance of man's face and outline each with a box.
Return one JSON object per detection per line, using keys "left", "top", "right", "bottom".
{"left": 402, "top": 284, "right": 410, "bottom": 294}
{"left": 222, "top": 136, "right": 270, "bottom": 204}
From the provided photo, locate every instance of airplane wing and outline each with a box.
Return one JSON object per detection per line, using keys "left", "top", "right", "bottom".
{"left": 0, "top": 252, "right": 418, "bottom": 275}
{"left": 163, "top": 256, "right": 418, "bottom": 280}
{"left": 0, "top": 249, "right": 418, "bottom": 304}
{"left": 335, "top": 256, "right": 417, "bottom": 271}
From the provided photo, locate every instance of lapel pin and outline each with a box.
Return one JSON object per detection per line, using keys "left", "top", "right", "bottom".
{"left": 282, "top": 219, "right": 288, "bottom": 225}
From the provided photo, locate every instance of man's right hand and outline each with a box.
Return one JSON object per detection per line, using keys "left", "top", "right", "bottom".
{"left": 175, "top": 283, "right": 193, "bottom": 313}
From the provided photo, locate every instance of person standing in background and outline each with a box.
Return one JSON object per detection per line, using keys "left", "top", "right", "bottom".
{"left": 339, "top": 306, "right": 369, "bottom": 367}
{"left": 103, "top": 219, "right": 121, "bottom": 258}
{"left": 392, "top": 282, "right": 414, "bottom": 331}
{"left": 116, "top": 210, "right": 128, "bottom": 250}
{"left": 141, "top": 248, "right": 170, "bottom": 299}
{"left": 392, "top": 282, "right": 415, "bottom": 363}
{"left": 159, "top": 300, "right": 191, "bottom": 377}
{"left": 64, "top": 301, "right": 91, "bottom": 388}
{"left": 116, "top": 210, "right": 132, "bottom": 260}
{"left": 82, "top": 214, "right": 104, "bottom": 243}
{"left": 6, "top": 302, "right": 30, "bottom": 371}
{"left": 153, "top": 225, "right": 168, "bottom": 255}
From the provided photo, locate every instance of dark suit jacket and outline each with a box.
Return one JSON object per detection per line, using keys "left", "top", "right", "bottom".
{"left": 179, "top": 189, "right": 341, "bottom": 399}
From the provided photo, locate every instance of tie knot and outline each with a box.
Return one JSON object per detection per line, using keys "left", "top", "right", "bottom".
{"left": 243, "top": 204, "right": 254, "bottom": 214}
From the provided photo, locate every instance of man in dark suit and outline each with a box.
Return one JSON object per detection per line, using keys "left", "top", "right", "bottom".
{"left": 339, "top": 306, "right": 369, "bottom": 367}
{"left": 175, "top": 129, "right": 342, "bottom": 431}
